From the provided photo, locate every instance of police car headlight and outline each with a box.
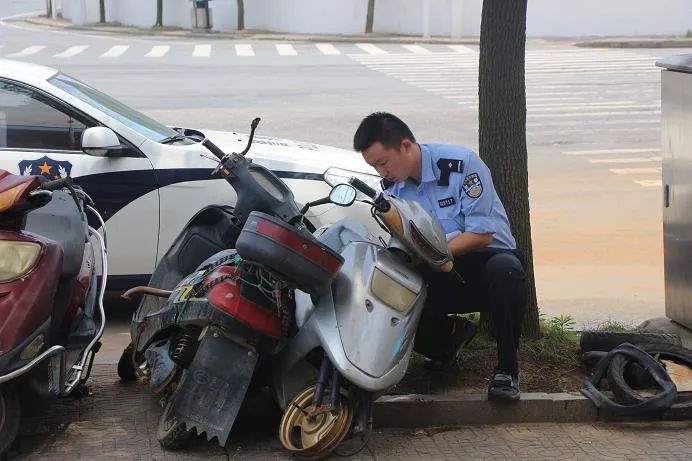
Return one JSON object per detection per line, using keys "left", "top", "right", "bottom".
{"left": 371, "top": 267, "right": 417, "bottom": 313}
{"left": 0, "top": 241, "right": 43, "bottom": 282}
{"left": 324, "top": 168, "right": 382, "bottom": 199}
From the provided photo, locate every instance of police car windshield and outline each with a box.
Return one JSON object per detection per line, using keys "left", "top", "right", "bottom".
{"left": 49, "top": 73, "right": 179, "bottom": 142}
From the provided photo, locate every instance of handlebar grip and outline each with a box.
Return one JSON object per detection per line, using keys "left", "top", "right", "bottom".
{"left": 40, "top": 176, "right": 73, "bottom": 191}
{"left": 202, "top": 138, "right": 227, "bottom": 160}
{"left": 348, "top": 177, "right": 378, "bottom": 199}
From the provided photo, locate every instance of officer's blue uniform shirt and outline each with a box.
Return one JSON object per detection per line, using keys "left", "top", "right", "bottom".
{"left": 387, "top": 144, "right": 517, "bottom": 250}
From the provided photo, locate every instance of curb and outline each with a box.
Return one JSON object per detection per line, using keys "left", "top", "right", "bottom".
{"left": 373, "top": 392, "right": 597, "bottom": 428}
{"left": 576, "top": 39, "right": 692, "bottom": 49}
{"left": 22, "top": 17, "right": 480, "bottom": 45}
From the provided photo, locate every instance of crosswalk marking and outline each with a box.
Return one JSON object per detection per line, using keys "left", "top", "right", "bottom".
{"left": 193, "top": 44, "right": 211, "bottom": 57}
{"left": 235, "top": 44, "right": 254, "bottom": 56}
{"left": 145, "top": 45, "right": 170, "bottom": 58}
{"left": 100, "top": 45, "right": 129, "bottom": 58}
{"left": 356, "top": 43, "right": 387, "bottom": 55}
{"left": 276, "top": 44, "right": 297, "bottom": 56}
{"left": 8, "top": 45, "right": 45, "bottom": 57}
{"left": 609, "top": 167, "right": 662, "bottom": 175}
{"left": 634, "top": 179, "right": 663, "bottom": 187}
{"left": 53, "top": 45, "right": 88, "bottom": 58}
{"left": 316, "top": 43, "right": 340, "bottom": 55}
{"left": 564, "top": 148, "right": 661, "bottom": 155}
{"left": 447, "top": 45, "right": 476, "bottom": 54}
{"left": 401, "top": 44, "right": 431, "bottom": 54}
{"left": 589, "top": 157, "right": 661, "bottom": 164}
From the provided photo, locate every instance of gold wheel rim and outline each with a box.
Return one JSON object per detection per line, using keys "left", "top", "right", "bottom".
{"left": 279, "top": 385, "right": 353, "bottom": 459}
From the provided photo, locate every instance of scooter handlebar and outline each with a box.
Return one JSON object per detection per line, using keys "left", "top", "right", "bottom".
{"left": 40, "top": 176, "right": 73, "bottom": 191}
{"left": 348, "top": 177, "right": 378, "bottom": 199}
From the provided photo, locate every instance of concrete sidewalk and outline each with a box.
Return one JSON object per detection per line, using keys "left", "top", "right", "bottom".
{"left": 11, "top": 364, "right": 692, "bottom": 460}
{"left": 19, "top": 16, "right": 692, "bottom": 49}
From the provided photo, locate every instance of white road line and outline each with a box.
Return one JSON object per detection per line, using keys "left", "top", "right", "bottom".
{"left": 100, "top": 45, "right": 129, "bottom": 58}
{"left": 564, "top": 148, "right": 661, "bottom": 155}
{"left": 634, "top": 179, "right": 662, "bottom": 187}
{"left": 589, "top": 157, "right": 661, "bottom": 164}
{"left": 235, "top": 44, "right": 254, "bottom": 56}
{"left": 276, "top": 44, "right": 297, "bottom": 56}
{"left": 447, "top": 45, "right": 476, "bottom": 53}
{"left": 145, "top": 45, "right": 170, "bottom": 58}
{"left": 609, "top": 167, "right": 662, "bottom": 175}
{"left": 401, "top": 44, "right": 431, "bottom": 54}
{"left": 8, "top": 45, "right": 45, "bottom": 57}
{"left": 356, "top": 43, "right": 387, "bottom": 55}
{"left": 316, "top": 43, "right": 341, "bottom": 55}
{"left": 53, "top": 45, "right": 88, "bottom": 58}
{"left": 193, "top": 44, "right": 211, "bottom": 57}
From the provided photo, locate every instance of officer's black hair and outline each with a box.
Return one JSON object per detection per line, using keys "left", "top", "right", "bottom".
{"left": 353, "top": 112, "right": 416, "bottom": 152}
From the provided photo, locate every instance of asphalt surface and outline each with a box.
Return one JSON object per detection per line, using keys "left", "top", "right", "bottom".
{"left": 2, "top": 2, "right": 691, "bottom": 333}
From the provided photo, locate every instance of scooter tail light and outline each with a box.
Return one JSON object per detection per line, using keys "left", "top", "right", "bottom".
{"left": 0, "top": 241, "right": 43, "bottom": 282}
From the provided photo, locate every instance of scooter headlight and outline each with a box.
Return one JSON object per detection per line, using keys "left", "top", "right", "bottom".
{"left": 371, "top": 267, "right": 417, "bottom": 313}
{"left": 0, "top": 241, "right": 42, "bottom": 282}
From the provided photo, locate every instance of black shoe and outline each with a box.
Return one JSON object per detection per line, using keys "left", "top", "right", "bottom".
{"left": 423, "top": 317, "right": 477, "bottom": 371}
{"left": 488, "top": 370, "right": 520, "bottom": 401}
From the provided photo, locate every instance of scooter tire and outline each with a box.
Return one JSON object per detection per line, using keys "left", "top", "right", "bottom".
{"left": 607, "top": 342, "right": 692, "bottom": 409}
{"left": 117, "top": 343, "right": 138, "bottom": 382}
{"left": 580, "top": 331, "right": 681, "bottom": 353}
{"left": 157, "top": 395, "right": 194, "bottom": 450}
{"left": 0, "top": 384, "right": 21, "bottom": 458}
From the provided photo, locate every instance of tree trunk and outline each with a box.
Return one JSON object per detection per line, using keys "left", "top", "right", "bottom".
{"left": 99, "top": 0, "right": 106, "bottom": 23}
{"left": 478, "top": 0, "right": 540, "bottom": 338}
{"left": 155, "top": 0, "right": 163, "bottom": 27}
{"left": 237, "top": 0, "right": 245, "bottom": 31}
{"left": 365, "top": 0, "right": 375, "bottom": 33}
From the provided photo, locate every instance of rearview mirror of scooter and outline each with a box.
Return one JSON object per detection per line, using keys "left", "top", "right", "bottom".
{"left": 329, "top": 184, "right": 357, "bottom": 207}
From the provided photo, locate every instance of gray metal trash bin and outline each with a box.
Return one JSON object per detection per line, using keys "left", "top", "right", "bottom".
{"left": 190, "top": 0, "right": 212, "bottom": 30}
{"left": 657, "top": 54, "right": 692, "bottom": 329}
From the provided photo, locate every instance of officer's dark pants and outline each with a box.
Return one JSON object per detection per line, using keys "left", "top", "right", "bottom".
{"left": 414, "top": 248, "right": 527, "bottom": 375}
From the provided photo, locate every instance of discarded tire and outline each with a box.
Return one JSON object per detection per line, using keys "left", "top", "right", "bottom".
{"left": 581, "top": 343, "right": 677, "bottom": 416}
{"left": 607, "top": 342, "right": 692, "bottom": 409}
{"left": 580, "top": 331, "right": 681, "bottom": 353}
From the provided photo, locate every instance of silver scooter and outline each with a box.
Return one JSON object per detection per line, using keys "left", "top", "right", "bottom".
{"left": 272, "top": 170, "right": 454, "bottom": 459}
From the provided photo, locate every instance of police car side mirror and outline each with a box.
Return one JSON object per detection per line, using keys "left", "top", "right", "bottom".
{"left": 81, "top": 127, "right": 121, "bottom": 157}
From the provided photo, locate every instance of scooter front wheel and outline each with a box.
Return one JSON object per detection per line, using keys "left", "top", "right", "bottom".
{"left": 279, "top": 385, "right": 353, "bottom": 460}
{"left": 0, "top": 384, "right": 21, "bottom": 458}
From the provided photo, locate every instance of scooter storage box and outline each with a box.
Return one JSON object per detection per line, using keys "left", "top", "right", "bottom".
{"left": 236, "top": 211, "right": 344, "bottom": 294}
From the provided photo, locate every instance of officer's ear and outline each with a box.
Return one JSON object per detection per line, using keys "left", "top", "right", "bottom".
{"left": 400, "top": 138, "right": 414, "bottom": 154}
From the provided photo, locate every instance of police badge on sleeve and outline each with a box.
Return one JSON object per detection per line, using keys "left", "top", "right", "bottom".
{"left": 462, "top": 173, "right": 483, "bottom": 198}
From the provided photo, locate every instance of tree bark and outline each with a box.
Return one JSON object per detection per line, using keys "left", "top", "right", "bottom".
{"left": 155, "top": 0, "right": 163, "bottom": 27}
{"left": 478, "top": 0, "right": 540, "bottom": 338}
{"left": 99, "top": 0, "right": 106, "bottom": 23}
{"left": 237, "top": 0, "right": 245, "bottom": 31}
{"left": 365, "top": 0, "right": 375, "bottom": 33}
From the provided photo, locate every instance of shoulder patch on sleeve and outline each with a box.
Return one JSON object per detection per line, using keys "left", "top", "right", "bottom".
{"left": 462, "top": 173, "right": 483, "bottom": 198}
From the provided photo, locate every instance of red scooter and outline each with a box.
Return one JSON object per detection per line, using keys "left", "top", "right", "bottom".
{"left": 0, "top": 170, "right": 108, "bottom": 457}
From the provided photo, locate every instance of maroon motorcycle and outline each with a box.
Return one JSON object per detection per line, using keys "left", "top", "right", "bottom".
{"left": 0, "top": 170, "right": 108, "bottom": 457}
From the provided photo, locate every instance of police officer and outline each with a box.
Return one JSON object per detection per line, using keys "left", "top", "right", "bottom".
{"left": 353, "top": 112, "right": 526, "bottom": 401}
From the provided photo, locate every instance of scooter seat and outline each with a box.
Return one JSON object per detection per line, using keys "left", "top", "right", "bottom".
{"left": 23, "top": 191, "right": 86, "bottom": 280}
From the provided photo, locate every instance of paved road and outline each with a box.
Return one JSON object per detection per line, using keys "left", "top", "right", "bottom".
{"left": 3, "top": 3, "right": 691, "bottom": 330}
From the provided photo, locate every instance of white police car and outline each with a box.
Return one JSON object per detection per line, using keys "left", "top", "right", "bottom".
{"left": 0, "top": 59, "right": 380, "bottom": 292}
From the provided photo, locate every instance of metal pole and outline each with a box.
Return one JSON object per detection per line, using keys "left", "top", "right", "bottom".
{"left": 422, "top": 0, "right": 431, "bottom": 38}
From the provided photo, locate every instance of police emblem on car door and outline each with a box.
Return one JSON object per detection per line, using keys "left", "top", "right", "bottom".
{"left": 0, "top": 78, "right": 159, "bottom": 286}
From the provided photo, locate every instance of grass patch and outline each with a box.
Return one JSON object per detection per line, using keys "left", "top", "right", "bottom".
{"left": 589, "top": 320, "right": 636, "bottom": 333}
